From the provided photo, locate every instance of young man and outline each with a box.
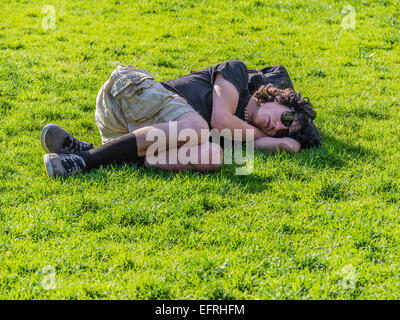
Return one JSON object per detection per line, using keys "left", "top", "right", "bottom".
{"left": 41, "top": 60, "right": 320, "bottom": 178}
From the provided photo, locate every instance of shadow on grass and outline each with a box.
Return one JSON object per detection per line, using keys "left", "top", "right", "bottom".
{"left": 65, "top": 132, "right": 376, "bottom": 194}
{"left": 268, "top": 133, "right": 377, "bottom": 171}
{"left": 295, "top": 133, "right": 376, "bottom": 170}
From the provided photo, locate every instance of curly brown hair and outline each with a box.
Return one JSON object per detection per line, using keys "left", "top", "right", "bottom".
{"left": 253, "top": 84, "right": 321, "bottom": 149}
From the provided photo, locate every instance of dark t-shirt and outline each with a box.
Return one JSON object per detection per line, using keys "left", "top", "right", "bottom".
{"left": 161, "top": 60, "right": 251, "bottom": 128}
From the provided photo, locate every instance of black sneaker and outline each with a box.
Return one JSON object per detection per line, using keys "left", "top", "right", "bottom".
{"left": 44, "top": 153, "right": 86, "bottom": 178}
{"left": 41, "top": 124, "right": 93, "bottom": 154}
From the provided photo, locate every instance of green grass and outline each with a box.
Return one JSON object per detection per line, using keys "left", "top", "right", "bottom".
{"left": 1, "top": 0, "right": 400, "bottom": 299}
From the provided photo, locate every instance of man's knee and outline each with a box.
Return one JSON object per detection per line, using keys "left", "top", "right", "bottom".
{"left": 196, "top": 142, "right": 223, "bottom": 171}
{"left": 144, "top": 142, "right": 223, "bottom": 172}
{"left": 178, "top": 113, "right": 210, "bottom": 144}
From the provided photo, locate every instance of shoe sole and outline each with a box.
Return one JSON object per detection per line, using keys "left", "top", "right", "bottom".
{"left": 43, "top": 154, "right": 55, "bottom": 178}
{"left": 41, "top": 123, "right": 57, "bottom": 153}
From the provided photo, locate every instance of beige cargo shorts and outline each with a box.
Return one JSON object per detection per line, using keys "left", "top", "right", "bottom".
{"left": 95, "top": 65, "right": 195, "bottom": 144}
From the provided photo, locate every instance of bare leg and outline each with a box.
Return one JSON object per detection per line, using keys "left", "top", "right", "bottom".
{"left": 133, "top": 112, "right": 209, "bottom": 157}
{"left": 144, "top": 142, "right": 223, "bottom": 172}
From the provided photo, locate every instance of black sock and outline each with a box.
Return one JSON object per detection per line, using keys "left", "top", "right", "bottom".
{"left": 77, "top": 132, "right": 139, "bottom": 170}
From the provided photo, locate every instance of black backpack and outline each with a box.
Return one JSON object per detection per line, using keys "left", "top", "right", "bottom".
{"left": 248, "top": 65, "right": 294, "bottom": 94}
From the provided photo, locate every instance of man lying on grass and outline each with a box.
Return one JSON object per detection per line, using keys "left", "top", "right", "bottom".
{"left": 41, "top": 60, "right": 320, "bottom": 178}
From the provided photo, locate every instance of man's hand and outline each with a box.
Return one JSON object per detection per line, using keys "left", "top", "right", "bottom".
{"left": 254, "top": 136, "right": 301, "bottom": 153}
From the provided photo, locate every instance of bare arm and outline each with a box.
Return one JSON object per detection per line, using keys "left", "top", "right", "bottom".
{"left": 254, "top": 136, "right": 301, "bottom": 153}
{"left": 211, "top": 73, "right": 266, "bottom": 141}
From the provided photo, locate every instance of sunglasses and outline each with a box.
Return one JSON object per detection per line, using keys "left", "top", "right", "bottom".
{"left": 281, "top": 111, "right": 296, "bottom": 129}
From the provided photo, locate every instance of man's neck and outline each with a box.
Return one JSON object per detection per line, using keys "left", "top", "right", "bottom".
{"left": 246, "top": 97, "right": 259, "bottom": 124}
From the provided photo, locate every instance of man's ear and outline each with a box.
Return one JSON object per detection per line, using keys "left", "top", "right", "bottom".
{"left": 250, "top": 96, "right": 261, "bottom": 106}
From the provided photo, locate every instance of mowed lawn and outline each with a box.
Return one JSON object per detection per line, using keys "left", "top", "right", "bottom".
{"left": 1, "top": 0, "right": 399, "bottom": 299}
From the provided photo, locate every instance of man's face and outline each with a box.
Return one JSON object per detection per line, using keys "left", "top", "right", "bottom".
{"left": 251, "top": 101, "right": 301, "bottom": 137}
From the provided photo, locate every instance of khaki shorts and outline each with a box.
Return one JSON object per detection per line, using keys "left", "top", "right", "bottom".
{"left": 95, "top": 65, "right": 195, "bottom": 144}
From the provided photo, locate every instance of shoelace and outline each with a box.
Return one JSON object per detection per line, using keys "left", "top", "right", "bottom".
{"left": 62, "top": 136, "right": 93, "bottom": 152}
{"left": 60, "top": 154, "right": 85, "bottom": 174}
